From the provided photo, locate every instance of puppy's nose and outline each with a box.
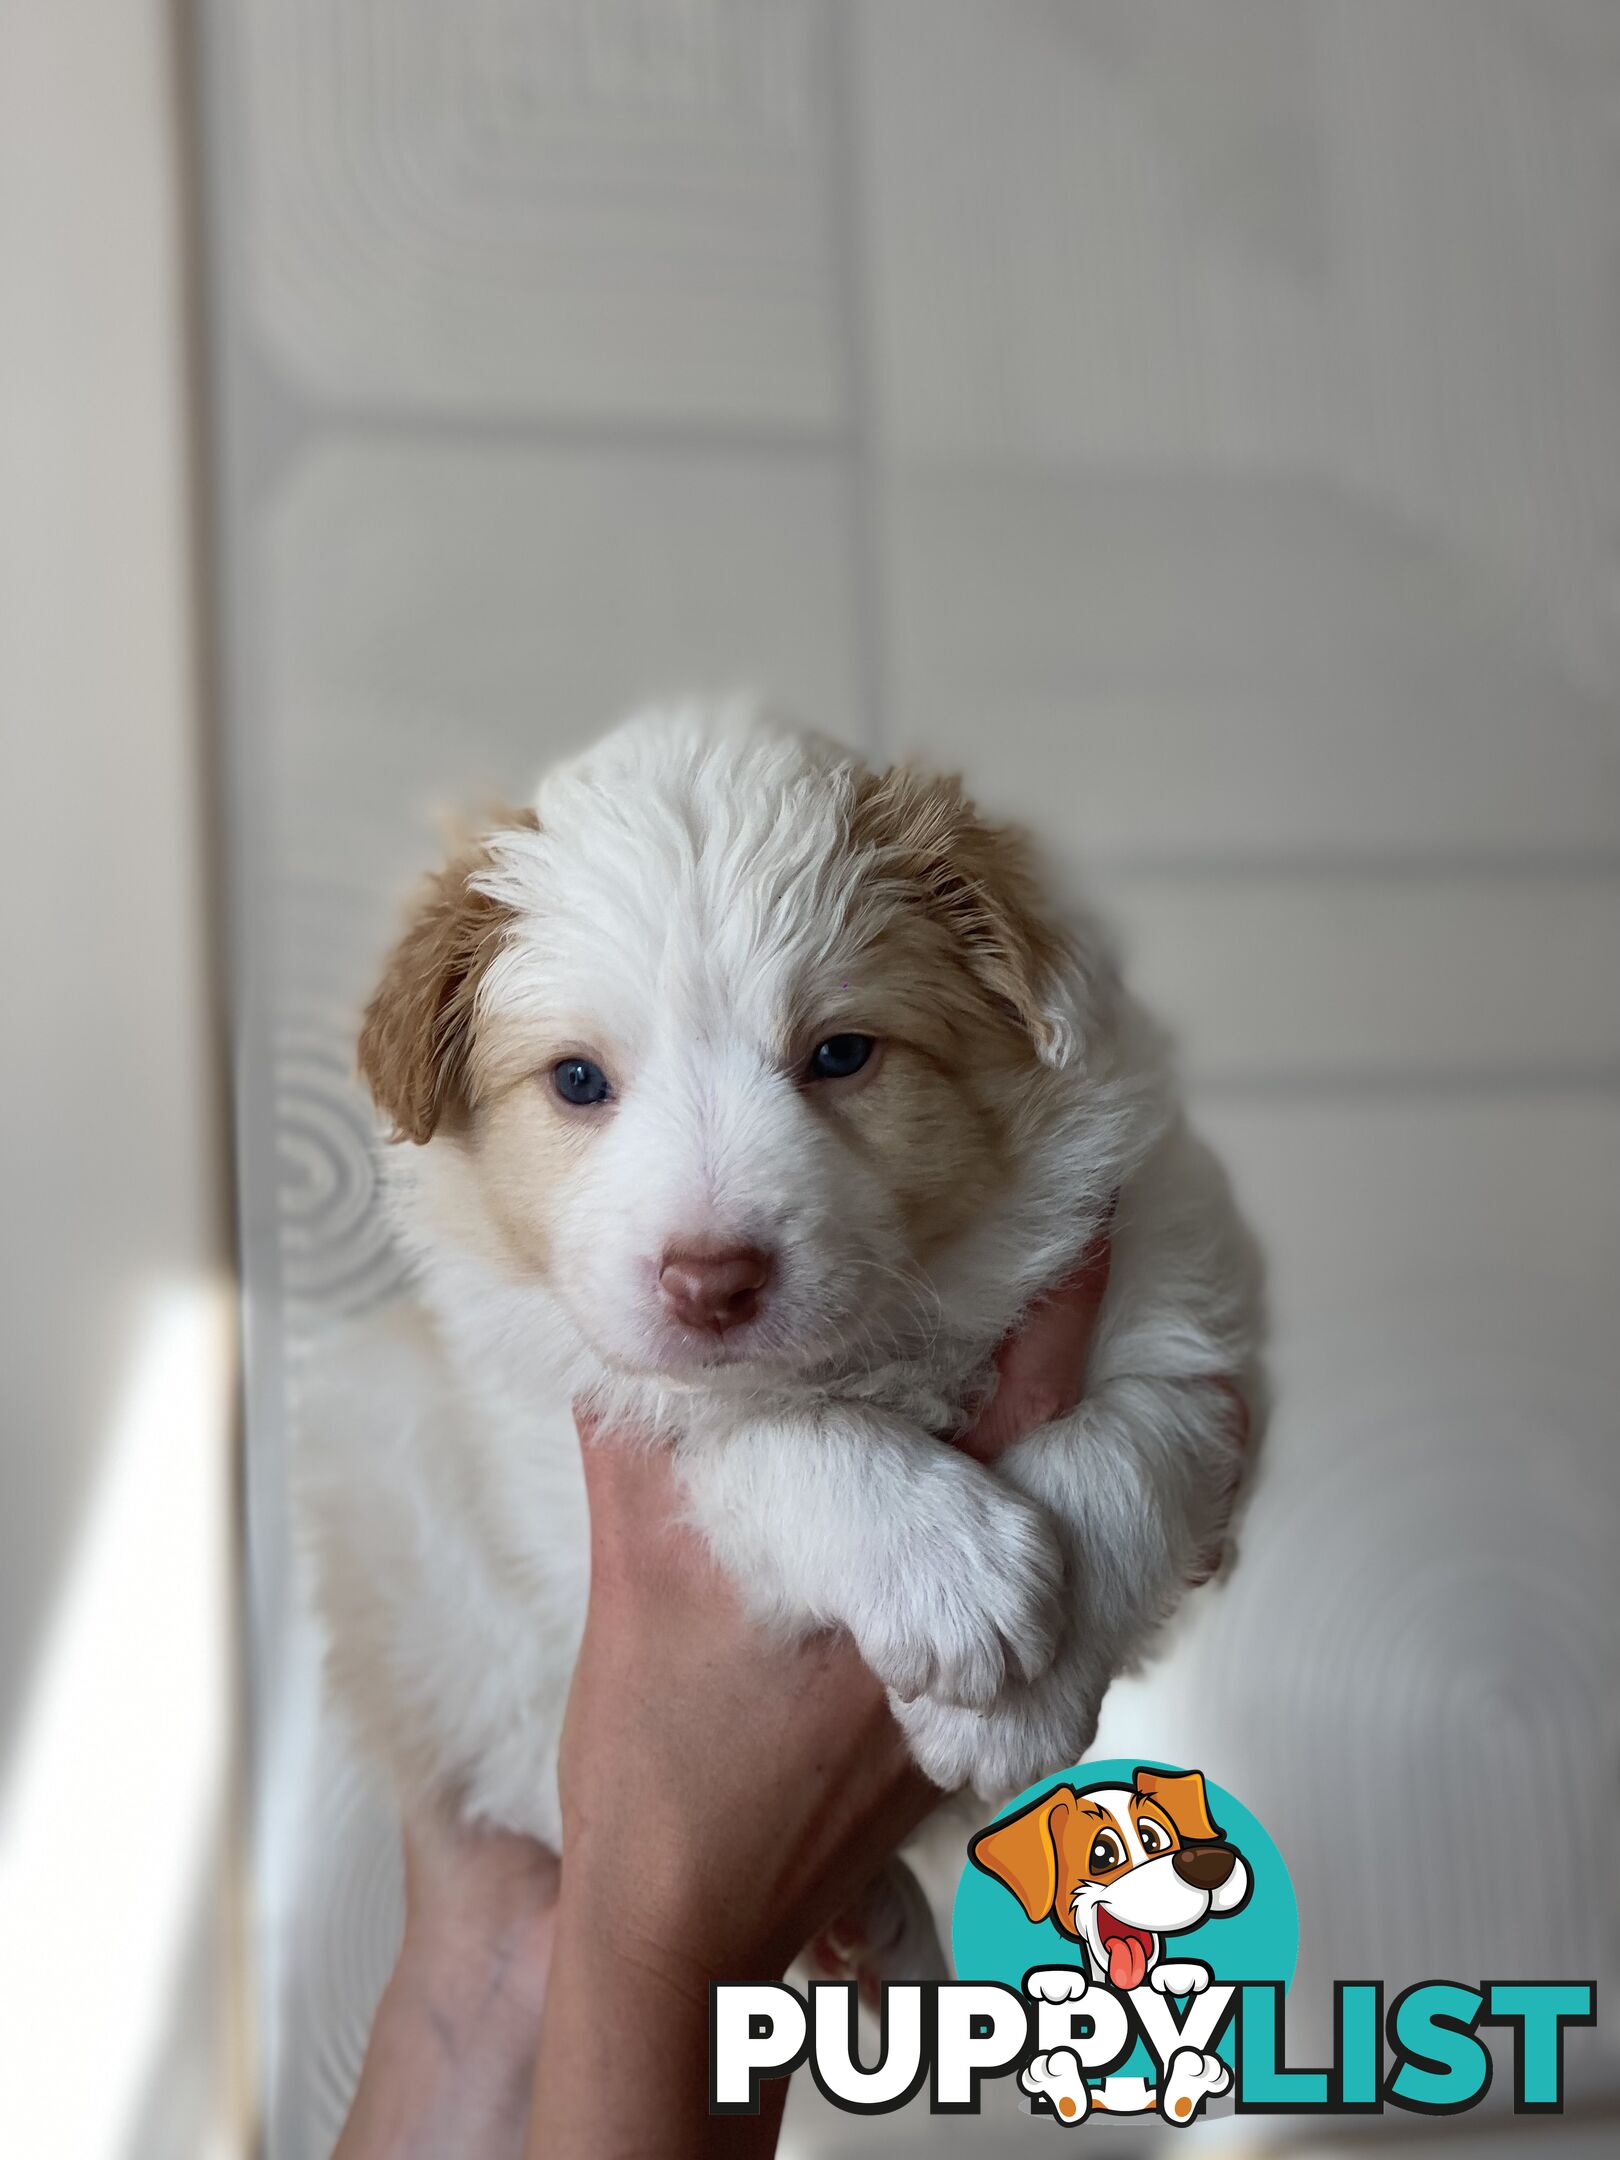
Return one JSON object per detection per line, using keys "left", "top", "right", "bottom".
{"left": 1172, "top": 1845, "right": 1236, "bottom": 1890}
{"left": 659, "top": 1242, "right": 772, "bottom": 1333}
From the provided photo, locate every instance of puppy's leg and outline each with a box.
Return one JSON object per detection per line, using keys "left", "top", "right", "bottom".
{"left": 999, "top": 1370, "right": 1245, "bottom": 1666}
{"left": 677, "top": 1411, "right": 1065, "bottom": 1709}
{"left": 901, "top": 1373, "right": 1242, "bottom": 1793}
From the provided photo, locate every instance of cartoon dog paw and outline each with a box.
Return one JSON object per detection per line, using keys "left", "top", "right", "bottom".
{"left": 1019, "top": 2048, "right": 1091, "bottom": 2125}
{"left": 1159, "top": 2046, "right": 1232, "bottom": 2124}
{"left": 1150, "top": 1960, "right": 1212, "bottom": 1997}
{"left": 1025, "top": 1965, "right": 1091, "bottom": 2003}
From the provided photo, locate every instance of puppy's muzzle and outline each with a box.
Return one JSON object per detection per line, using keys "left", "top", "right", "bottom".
{"left": 1171, "top": 1845, "right": 1238, "bottom": 1891}
{"left": 659, "top": 1241, "right": 773, "bottom": 1333}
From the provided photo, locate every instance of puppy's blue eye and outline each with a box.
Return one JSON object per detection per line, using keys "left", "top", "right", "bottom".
{"left": 552, "top": 1058, "right": 611, "bottom": 1106}
{"left": 806, "top": 1033, "right": 875, "bottom": 1082}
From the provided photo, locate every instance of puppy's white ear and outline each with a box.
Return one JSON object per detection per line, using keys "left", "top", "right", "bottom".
{"left": 1135, "top": 1767, "right": 1223, "bottom": 1846}
{"left": 852, "top": 765, "right": 1080, "bottom": 1067}
{"left": 358, "top": 808, "right": 537, "bottom": 1144}
{"left": 969, "top": 1786, "right": 1076, "bottom": 1924}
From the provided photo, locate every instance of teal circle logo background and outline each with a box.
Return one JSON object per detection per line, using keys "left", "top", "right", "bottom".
{"left": 952, "top": 1759, "right": 1298, "bottom": 2078}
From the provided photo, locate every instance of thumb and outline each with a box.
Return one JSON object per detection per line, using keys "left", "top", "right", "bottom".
{"left": 958, "top": 1227, "right": 1112, "bottom": 1462}
{"left": 572, "top": 1405, "right": 685, "bottom": 1564}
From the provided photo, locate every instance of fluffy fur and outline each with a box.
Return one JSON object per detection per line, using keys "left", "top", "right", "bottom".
{"left": 300, "top": 703, "right": 1262, "bottom": 1854}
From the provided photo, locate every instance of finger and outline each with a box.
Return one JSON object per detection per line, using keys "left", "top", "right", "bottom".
{"left": 958, "top": 1226, "right": 1113, "bottom": 1462}
{"left": 572, "top": 1407, "right": 685, "bottom": 1558}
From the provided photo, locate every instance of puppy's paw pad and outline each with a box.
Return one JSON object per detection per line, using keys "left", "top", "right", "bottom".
{"left": 1020, "top": 2048, "right": 1090, "bottom": 2124}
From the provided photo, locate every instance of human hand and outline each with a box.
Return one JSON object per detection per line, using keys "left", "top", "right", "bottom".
{"left": 525, "top": 1238, "right": 1120, "bottom": 2156}
{"left": 526, "top": 1436, "right": 936, "bottom": 2157}
{"left": 957, "top": 1225, "right": 1114, "bottom": 1462}
{"left": 554, "top": 1228, "right": 1124, "bottom": 1977}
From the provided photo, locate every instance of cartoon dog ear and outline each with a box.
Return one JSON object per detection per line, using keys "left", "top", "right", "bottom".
{"left": 968, "top": 1787, "right": 1075, "bottom": 1924}
{"left": 1135, "top": 1767, "right": 1223, "bottom": 1845}
{"left": 850, "top": 764, "right": 1085, "bottom": 1068}
{"left": 358, "top": 808, "right": 538, "bottom": 1144}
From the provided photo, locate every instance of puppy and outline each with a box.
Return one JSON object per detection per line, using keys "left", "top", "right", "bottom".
{"left": 300, "top": 704, "right": 1261, "bottom": 1879}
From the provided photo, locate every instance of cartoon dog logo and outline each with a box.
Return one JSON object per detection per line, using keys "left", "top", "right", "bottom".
{"left": 970, "top": 1766, "right": 1252, "bottom": 2126}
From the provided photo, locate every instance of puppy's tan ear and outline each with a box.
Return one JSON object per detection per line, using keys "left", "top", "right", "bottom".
{"left": 852, "top": 766, "right": 1077, "bottom": 1065}
{"left": 968, "top": 1786, "right": 1075, "bottom": 1923}
{"left": 1135, "top": 1767, "right": 1223, "bottom": 1845}
{"left": 358, "top": 809, "right": 538, "bottom": 1144}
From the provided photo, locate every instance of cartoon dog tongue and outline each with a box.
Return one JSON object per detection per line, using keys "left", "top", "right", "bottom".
{"left": 1102, "top": 1922, "right": 1150, "bottom": 1991}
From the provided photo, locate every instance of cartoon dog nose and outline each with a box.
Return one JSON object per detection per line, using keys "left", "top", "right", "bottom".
{"left": 1172, "top": 1845, "right": 1237, "bottom": 1890}
{"left": 659, "top": 1242, "right": 772, "bottom": 1333}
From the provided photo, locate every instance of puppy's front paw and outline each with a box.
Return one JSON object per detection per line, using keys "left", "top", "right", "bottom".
{"left": 850, "top": 1466, "right": 1065, "bottom": 1709}
{"left": 897, "top": 1656, "right": 1105, "bottom": 1796}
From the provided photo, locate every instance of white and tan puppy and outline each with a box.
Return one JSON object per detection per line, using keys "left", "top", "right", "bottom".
{"left": 300, "top": 704, "right": 1260, "bottom": 1869}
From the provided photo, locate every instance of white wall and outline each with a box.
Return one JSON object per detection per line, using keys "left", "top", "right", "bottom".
{"left": 0, "top": 4, "right": 242, "bottom": 2155}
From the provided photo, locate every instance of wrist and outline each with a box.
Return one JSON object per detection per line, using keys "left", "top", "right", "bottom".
{"left": 335, "top": 1948, "right": 542, "bottom": 2160}
{"left": 396, "top": 1897, "right": 555, "bottom": 2058}
{"left": 529, "top": 1870, "right": 741, "bottom": 2159}
{"left": 559, "top": 1824, "right": 791, "bottom": 1990}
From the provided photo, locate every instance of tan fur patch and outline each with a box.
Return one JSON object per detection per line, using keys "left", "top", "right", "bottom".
{"left": 453, "top": 1078, "right": 603, "bottom": 1283}
{"left": 806, "top": 908, "right": 1027, "bottom": 1256}
{"left": 849, "top": 764, "right": 1073, "bottom": 1062}
{"left": 357, "top": 808, "right": 538, "bottom": 1144}
{"left": 837, "top": 1041, "right": 1004, "bottom": 1254}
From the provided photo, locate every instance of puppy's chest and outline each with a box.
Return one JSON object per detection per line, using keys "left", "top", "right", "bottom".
{"left": 678, "top": 1338, "right": 997, "bottom": 1447}
{"left": 824, "top": 1346, "right": 994, "bottom": 1436}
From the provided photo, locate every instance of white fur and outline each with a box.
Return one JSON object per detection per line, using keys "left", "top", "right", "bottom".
{"left": 299, "top": 704, "right": 1262, "bottom": 1848}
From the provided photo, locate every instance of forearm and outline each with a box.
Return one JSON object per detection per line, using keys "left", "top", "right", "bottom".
{"left": 526, "top": 1871, "right": 787, "bottom": 2160}
{"left": 335, "top": 1940, "right": 540, "bottom": 2160}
